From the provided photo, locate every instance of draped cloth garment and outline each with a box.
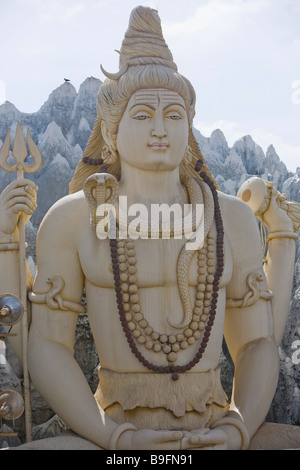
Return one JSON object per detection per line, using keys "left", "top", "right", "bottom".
{"left": 95, "top": 367, "right": 228, "bottom": 431}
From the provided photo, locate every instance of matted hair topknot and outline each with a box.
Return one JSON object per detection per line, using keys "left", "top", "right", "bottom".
{"left": 100, "top": 6, "right": 177, "bottom": 80}
{"left": 69, "top": 6, "right": 218, "bottom": 194}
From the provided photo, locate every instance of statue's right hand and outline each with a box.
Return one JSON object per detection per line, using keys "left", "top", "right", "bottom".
{"left": 0, "top": 179, "right": 38, "bottom": 238}
{"left": 117, "top": 428, "right": 184, "bottom": 450}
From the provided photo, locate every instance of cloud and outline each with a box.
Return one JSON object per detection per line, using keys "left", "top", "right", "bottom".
{"left": 163, "top": 0, "right": 267, "bottom": 35}
{"left": 25, "top": 0, "right": 85, "bottom": 23}
{"left": 292, "top": 80, "right": 300, "bottom": 105}
{"left": 43, "top": 1, "right": 84, "bottom": 22}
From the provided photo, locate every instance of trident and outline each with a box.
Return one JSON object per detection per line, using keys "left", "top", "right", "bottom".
{"left": 0, "top": 122, "right": 42, "bottom": 442}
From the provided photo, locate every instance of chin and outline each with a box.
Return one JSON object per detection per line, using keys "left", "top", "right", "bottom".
{"left": 143, "top": 153, "right": 182, "bottom": 171}
{"left": 143, "top": 161, "right": 179, "bottom": 172}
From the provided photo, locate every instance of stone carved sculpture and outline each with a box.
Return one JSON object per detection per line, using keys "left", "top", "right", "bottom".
{"left": 0, "top": 6, "right": 300, "bottom": 450}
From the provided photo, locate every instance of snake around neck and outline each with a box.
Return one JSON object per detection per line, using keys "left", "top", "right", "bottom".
{"left": 83, "top": 162, "right": 224, "bottom": 380}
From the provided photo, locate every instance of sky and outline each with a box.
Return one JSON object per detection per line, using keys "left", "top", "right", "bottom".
{"left": 0, "top": 0, "right": 299, "bottom": 172}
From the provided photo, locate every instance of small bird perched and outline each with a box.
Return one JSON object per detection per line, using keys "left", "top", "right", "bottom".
{"left": 64, "top": 78, "right": 71, "bottom": 82}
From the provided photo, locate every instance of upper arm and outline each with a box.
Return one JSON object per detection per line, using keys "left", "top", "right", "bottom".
{"left": 222, "top": 196, "right": 275, "bottom": 362}
{"left": 30, "top": 195, "right": 85, "bottom": 349}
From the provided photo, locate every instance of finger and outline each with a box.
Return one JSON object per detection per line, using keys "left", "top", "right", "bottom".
{"left": 5, "top": 188, "right": 37, "bottom": 206}
{"left": 189, "top": 431, "right": 227, "bottom": 446}
{"left": 153, "top": 430, "right": 183, "bottom": 444}
{"left": 1, "top": 180, "right": 38, "bottom": 201}
{"left": 181, "top": 436, "right": 208, "bottom": 449}
{"left": 2, "top": 179, "right": 38, "bottom": 192}
{"left": 24, "top": 184, "right": 38, "bottom": 199}
{"left": 190, "top": 428, "right": 210, "bottom": 435}
{"left": 11, "top": 203, "right": 34, "bottom": 216}
{"left": 6, "top": 196, "right": 37, "bottom": 212}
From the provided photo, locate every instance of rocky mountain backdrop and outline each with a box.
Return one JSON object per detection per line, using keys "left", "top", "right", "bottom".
{"left": 0, "top": 77, "right": 299, "bottom": 445}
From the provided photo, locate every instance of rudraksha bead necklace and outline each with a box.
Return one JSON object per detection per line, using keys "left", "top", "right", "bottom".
{"left": 83, "top": 156, "right": 107, "bottom": 173}
{"left": 108, "top": 160, "right": 224, "bottom": 381}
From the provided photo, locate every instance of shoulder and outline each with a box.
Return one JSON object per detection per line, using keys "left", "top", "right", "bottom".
{"left": 40, "top": 190, "right": 88, "bottom": 226}
{"left": 37, "top": 191, "right": 89, "bottom": 247}
{"left": 218, "top": 190, "right": 255, "bottom": 220}
{"left": 218, "top": 190, "right": 262, "bottom": 258}
{"left": 218, "top": 190, "right": 259, "bottom": 234}
{"left": 44, "top": 190, "right": 87, "bottom": 218}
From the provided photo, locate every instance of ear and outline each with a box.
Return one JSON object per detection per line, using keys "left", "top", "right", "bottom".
{"left": 101, "top": 121, "right": 117, "bottom": 151}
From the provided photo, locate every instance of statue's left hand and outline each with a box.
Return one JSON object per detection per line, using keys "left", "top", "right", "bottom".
{"left": 117, "top": 427, "right": 228, "bottom": 450}
{"left": 262, "top": 191, "right": 294, "bottom": 233}
{"left": 181, "top": 428, "right": 228, "bottom": 450}
{"left": 0, "top": 179, "right": 38, "bottom": 238}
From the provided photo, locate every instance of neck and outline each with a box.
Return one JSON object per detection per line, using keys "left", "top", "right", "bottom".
{"left": 118, "top": 161, "right": 188, "bottom": 207}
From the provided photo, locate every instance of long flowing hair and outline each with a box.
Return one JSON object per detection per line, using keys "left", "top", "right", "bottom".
{"left": 69, "top": 6, "right": 217, "bottom": 194}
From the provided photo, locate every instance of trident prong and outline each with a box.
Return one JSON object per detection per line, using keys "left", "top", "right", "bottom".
{"left": 0, "top": 122, "right": 42, "bottom": 174}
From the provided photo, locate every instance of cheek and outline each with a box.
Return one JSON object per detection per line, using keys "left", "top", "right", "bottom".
{"left": 117, "top": 123, "right": 135, "bottom": 158}
{"left": 117, "top": 120, "right": 148, "bottom": 159}
{"left": 169, "top": 123, "right": 189, "bottom": 153}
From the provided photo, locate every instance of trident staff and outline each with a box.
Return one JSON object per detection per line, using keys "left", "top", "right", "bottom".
{"left": 0, "top": 122, "right": 42, "bottom": 442}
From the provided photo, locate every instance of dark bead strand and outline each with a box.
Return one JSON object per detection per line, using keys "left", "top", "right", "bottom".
{"left": 109, "top": 161, "right": 224, "bottom": 381}
{"left": 109, "top": 238, "right": 161, "bottom": 374}
{"left": 82, "top": 156, "right": 104, "bottom": 166}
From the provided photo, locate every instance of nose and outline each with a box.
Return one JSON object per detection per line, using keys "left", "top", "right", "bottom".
{"left": 152, "top": 113, "right": 167, "bottom": 138}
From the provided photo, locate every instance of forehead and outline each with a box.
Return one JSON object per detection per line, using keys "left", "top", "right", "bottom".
{"left": 128, "top": 89, "right": 185, "bottom": 108}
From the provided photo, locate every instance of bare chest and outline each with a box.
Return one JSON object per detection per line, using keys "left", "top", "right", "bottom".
{"left": 78, "top": 225, "right": 233, "bottom": 290}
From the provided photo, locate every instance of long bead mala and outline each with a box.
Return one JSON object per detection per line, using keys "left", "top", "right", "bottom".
{"left": 114, "top": 236, "right": 215, "bottom": 364}
{"left": 107, "top": 160, "right": 224, "bottom": 381}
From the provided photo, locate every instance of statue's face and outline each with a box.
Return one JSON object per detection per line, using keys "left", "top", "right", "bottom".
{"left": 116, "top": 88, "right": 189, "bottom": 172}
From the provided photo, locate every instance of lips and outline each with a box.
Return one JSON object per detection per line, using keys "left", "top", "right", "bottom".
{"left": 148, "top": 142, "right": 169, "bottom": 150}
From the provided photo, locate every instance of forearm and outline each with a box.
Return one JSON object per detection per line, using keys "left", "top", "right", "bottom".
{"left": 263, "top": 237, "right": 297, "bottom": 345}
{"left": 0, "top": 228, "right": 21, "bottom": 292}
{"left": 28, "top": 326, "right": 120, "bottom": 449}
{"left": 229, "top": 336, "right": 279, "bottom": 438}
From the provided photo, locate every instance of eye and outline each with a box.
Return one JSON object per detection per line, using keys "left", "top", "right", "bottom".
{"left": 132, "top": 112, "right": 151, "bottom": 120}
{"left": 166, "top": 114, "right": 182, "bottom": 120}
{"left": 165, "top": 111, "right": 182, "bottom": 120}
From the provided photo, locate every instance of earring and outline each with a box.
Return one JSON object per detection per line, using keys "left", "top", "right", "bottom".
{"left": 184, "top": 145, "right": 193, "bottom": 164}
{"left": 101, "top": 144, "right": 118, "bottom": 165}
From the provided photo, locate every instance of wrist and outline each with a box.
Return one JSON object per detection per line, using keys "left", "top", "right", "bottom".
{"left": 0, "top": 232, "right": 13, "bottom": 243}
{"left": 0, "top": 228, "right": 19, "bottom": 244}
{"left": 109, "top": 422, "right": 137, "bottom": 450}
{"left": 211, "top": 412, "right": 250, "bottom": 450}
{"left": 215, "top": 424, "right": 242, "bottom": 450}
{"left": 0, "top": 229, "right": 20, "bottom": 251}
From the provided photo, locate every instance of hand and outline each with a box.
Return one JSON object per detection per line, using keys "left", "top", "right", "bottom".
{"left": 0, "top": 179, "right": 38, "bottom": 238}
{"left": 117, "top": 428, "right": 183, "bottom": 450}
{"left": 182, "top": 428, "right": 228, "bottom": 450}
{"left": 262, "top": 191, "right": 294, "bottom": 233}
{"left": 117, "top": 427, "right": 228, "bottom": 450}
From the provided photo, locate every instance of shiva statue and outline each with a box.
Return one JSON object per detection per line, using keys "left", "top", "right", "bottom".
{"left": 1, "top": 6, "right": 299, "bottom": 450}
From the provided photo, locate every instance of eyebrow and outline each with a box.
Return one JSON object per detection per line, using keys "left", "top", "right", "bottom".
{"left": 163, "top": 103, "right": 186, "bottom": 111}
{"left": 129, "top": 103, "right": 156, "bottom": 111}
